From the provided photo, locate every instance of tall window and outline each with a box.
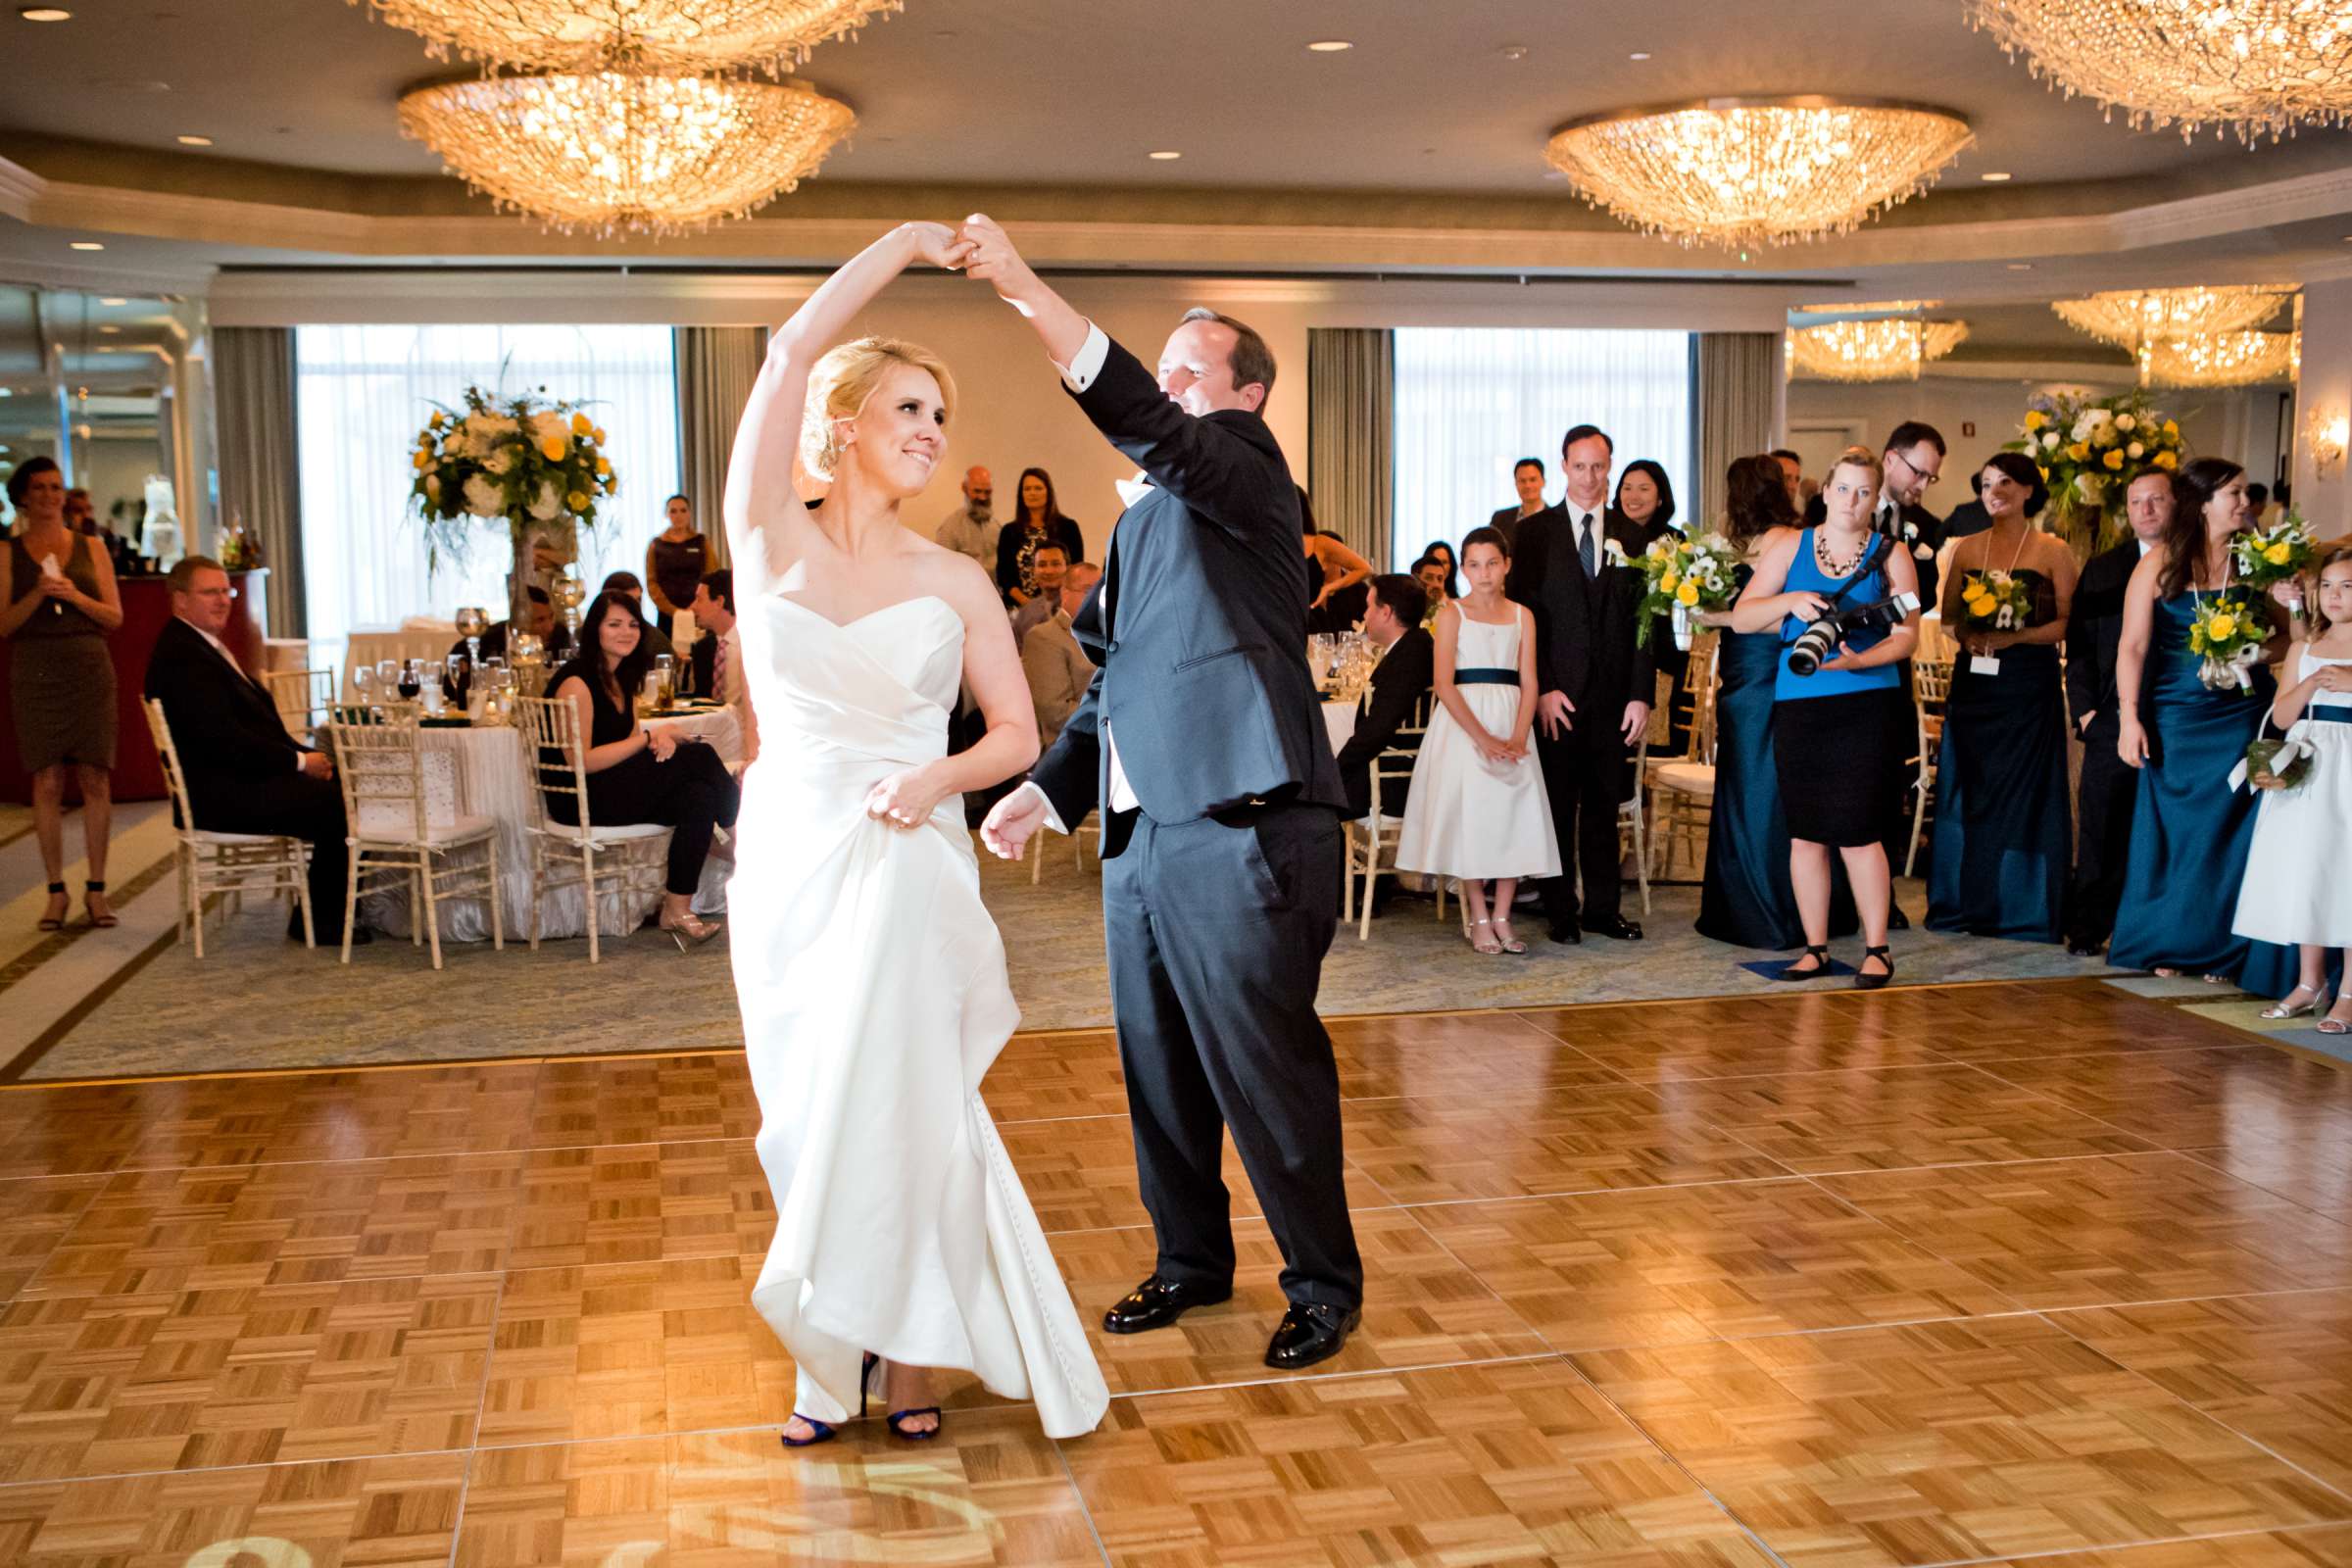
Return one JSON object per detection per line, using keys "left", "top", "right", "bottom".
{"left": 294, "top": 323, "right": 681, "bottom": 653}
{"left": 1391, "top": 328, "right": 1693, "bottom": 570}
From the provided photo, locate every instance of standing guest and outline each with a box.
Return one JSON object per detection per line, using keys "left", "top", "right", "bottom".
{"left": 1696, "top": 456, "right": 1854, "bottom": 950}
{"left": 1021, "top": 561, "right": 1102, "bottom": 747}
{"left": 1009, "top": 541, "right": 1071, "bottom": 650}
{"left": 996, "top": 466, "right": 1084, "bottom": 606}
{"left": 1397, "top": 527, "right": 1558, "bottom": 955}
{"left": 1489, "top": 457, "right": 1548, "bottom": 552}
{"left": 1769, "top": 449, "right": 1804, "bottom": 509}
{"left": 1419, "top": 539, "right": 1462, "bottom": 601}
{"left": 2109, "top": 458, "right": 2290, "bottom": 980}
{"left": 2063, "top": 470, "right": 2172, "bottom": 956}
{"left": 543, "top": 590, "right": 740, "bottom": 949}
{"left": 687, "top": 568, "right": 758, "bottom": 766}
{"left": 1411, "top": 557, "right": 1449, "bottom": 615}
{"left": 643, "top": 493, "right": 710, "bottom": 635}
{"left": 1302, "top": 500, "right": 1375, "bottom": 635}
{"left": 1335, "top": 572, "right": 1437, "bottom": 823}
{"left": 935, "top": 465, "right": 1000, "bottom": 571}
{"left": 1733, "top": 448, "right": 1921, "bottom": 988}
{"left": 4, "top": 457, "right": 122, "bottom": 931}
{"left": 597, "top": 570, "right": 677, "bottom": 660}
{"left": 1927, "top": 454, "right": 2077, "bottom": 941}
{"left": 1614, "top": 459, "right": 1688, "bottom": 738}
{"left": 144, "top": 557, "right": 360, "bottom": 944}
{"left": 2231, "top": 548, "right": 2352, "bottom": 1033}
{"left": 2244, "top": 482, "right": 2273, "bottom": 528}
{"left": 1508, "top": 423, "right": 1653, "bottom": 943}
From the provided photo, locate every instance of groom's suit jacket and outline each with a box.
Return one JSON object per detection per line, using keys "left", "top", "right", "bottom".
{"left": 1027, "top": 334, "right": 1347, "bottom": 836}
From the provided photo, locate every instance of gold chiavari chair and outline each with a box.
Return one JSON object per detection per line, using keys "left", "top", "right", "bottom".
{"left": 329, "top": 706, "right": 501, "bottom": 969}
{"left": 143, "top": 698, "right": 315, "bottom": 958}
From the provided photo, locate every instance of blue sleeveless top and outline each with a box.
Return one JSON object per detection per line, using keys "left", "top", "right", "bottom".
{"left": 1774, "top": 527, "right": 1901, "bottom": 702}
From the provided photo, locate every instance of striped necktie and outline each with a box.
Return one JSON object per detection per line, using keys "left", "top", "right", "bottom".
{"left": 1579, "top": 514, "right": 1597, "bottom": 577}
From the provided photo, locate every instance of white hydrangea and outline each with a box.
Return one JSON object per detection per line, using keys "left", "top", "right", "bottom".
{"left": 2115, "top": 413, "right": 2136, "bottom": 432}
{"left": 2127, "top": 441, "right": 2145, "bottom": 459}
{"left": 2041, "top": 431, "right": 2061, "bottom": 450}
{"left": 483, "top": 445, "right": 515, "bottom": 476}
{"left": 526, "top": 411, "right": 568, "bottom": 450}
{"left": 461, "top": 473, "right": 505, "bottom": 517}
{"left": 527, "top": 478, "right": 564, "bottom": 521}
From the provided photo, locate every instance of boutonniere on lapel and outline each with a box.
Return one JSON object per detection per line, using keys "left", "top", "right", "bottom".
{"left": 1896, "top": 516, "right": 1932, "bottom": 560}
{"left": 1601, "top": 539, "right": 1633, "bottom": 569}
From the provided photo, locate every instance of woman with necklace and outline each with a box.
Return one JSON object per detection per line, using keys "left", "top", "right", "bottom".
{"left": 1926, "top": 453, "right": 2077, "bottom": 941}
{"left": 2109, "top": 458, "right": 2291, "bottom": 980}
{"left": 993, "top": 466, "right": 1084, "bottom": 607}
{"left": 1732, "top": 447, "right": 1920, "bottom": 988}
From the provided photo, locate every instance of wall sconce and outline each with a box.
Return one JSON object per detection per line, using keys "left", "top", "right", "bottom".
{"left": 2308, "top": 407, "right": 2350, "bottom": 481}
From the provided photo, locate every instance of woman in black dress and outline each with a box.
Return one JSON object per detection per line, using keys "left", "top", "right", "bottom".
{"left": 994, "top": 467, "right": 1084, "bottom": 606}
{"left": 643, "top": 492, "right": 710, "bottom": 636}
{"left": 545, "top": 590, "right": 741, "bottom": 949}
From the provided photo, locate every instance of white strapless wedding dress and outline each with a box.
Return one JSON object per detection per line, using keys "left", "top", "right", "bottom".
{"left": 729, "top": 592, "right": 1108, "bottom": 1439}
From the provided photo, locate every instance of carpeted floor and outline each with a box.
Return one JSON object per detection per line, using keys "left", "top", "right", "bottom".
{"left": 14, "top": 832, "right": 2132, "bottom": 1080}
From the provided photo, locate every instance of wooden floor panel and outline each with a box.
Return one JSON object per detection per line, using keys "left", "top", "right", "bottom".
{"left": 1, "top": 979, "right": 2349, "bottom": 1565}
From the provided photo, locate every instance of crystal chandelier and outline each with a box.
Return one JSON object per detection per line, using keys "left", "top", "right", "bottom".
{"left": 1968, "top": 0, "right": 2352, "bottom": 142}
{"left": 1787, "top": 318, "right": 1970, "bottom": 381}
{"left": 2139, "top": 330, "right": 2300, "bottom": 387}
{"left": 354, "top": 0, "right": 902, "bottom": 74}
{"left": 2052, "top": 285, "right": 2296, "bottom": 349}
{"left": 1544, "top": 97, "right": 1974, "bottom": 248}
{"left": 398, "top": 73, "right": 855, "bottom": 235}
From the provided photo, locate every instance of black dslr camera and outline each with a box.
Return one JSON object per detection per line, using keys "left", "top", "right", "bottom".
{"left": 1787, "top": 592, "right": 1922, "bottom": 676}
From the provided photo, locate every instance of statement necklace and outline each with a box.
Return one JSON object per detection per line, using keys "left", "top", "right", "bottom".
{"left": 1813, "top": 525, "right": 1869, "bottom": 578}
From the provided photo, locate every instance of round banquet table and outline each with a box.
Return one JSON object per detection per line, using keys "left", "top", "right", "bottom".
{"left": 357, "top": 706, "right": 742, "bottom": 944}
{"left": 1322, "top": 699, "right": 1358, "bottom": 755}
{"left": 343, "top": 624, "right": 460, "bottom": 699}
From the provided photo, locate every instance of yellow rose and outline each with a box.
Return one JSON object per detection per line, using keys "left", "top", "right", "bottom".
{"left": 1647, "top": 540, "right": 1671, "bottom": 560}
{"left": 2068, "top": 442, "right": 2090, "bottom": 463}
{"left": 2163, "top": 419, "right": 2180, "bottom": 438}
{"left": 538, "top": 434, "right": 566, "bottom": 462}
{"left": 593, "top": 426, "right": 607, "bottom": 445}
{"left": 2101, "top": 449, "right": 2124, "bottom": 470}
{"left": 1658, "top": 569, "right": 1679, "bottom": 592}
{"left": 567, "top": 490, "right": 590, "bottom": 513}
{"left": 2264, "top": 542, "right": 2291, "bottom": 565}
{"left": 596, "top": 456, "right": 612, "bottom": 476}
{"left": 605, "top": 472, "right": 618, "bottom": 496}
{"left": 2036, "top": 466, "right": 2050, "bottom": 481}
{"left": 413, "top": 450, "right": 430, "bottom": 470}
{"left": 569, "top": 411, "right": 593, "bottom": 437}
{"left": 1676, "top": 580, "right": 1700, "bottom": 606}
{"left": 2024, "top": 410, "right": 2046, "bottom": 431}
{"left": 428, "top": 411, "right": 446, "bottom": 429}
{"left": 2208, "top": 612, "right": 2237, "bottom": 641}
{"left": 2153, "top": 450, "right": 2178, "bottom": 470}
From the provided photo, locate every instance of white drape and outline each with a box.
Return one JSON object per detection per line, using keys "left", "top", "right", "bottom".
{"left": 294, "top": 323, "right": 681, "bottom": 657}
{"left": 1391, "top": 328, "right": 1694, "bottom": 570}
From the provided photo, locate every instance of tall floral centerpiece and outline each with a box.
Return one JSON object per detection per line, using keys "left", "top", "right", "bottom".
{"left": 409, "top": 387, "right": 617, "bottom": 626}
{"left": 2003, "top": 389, "right": 2184, "bottom": 555}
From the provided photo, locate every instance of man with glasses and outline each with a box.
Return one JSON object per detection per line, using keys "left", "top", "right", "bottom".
{"left": 1808, "top": 422, "right": 1948, "bottom": 612}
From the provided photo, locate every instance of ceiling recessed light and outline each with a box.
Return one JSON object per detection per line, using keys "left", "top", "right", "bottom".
{"left": 1498, "top": 44, "right": 1528, "bottom": 60}
{"left": 68, "top": 240, "right": 104, "bottom": 251}
{"left": 1980, "top": 171, "right": 2012, "bottom": 181}
{"left": 98, "top": 324, "right": 119, "bottom": 334}
{"left": 98, "top": 296, "right": 126, "bottom": 305}
{"left": 20, "top": 7, "right": 74, "bottom": 20}
{"left": 175, "top": 133, "right": 212, "bottom": 146}
{"left": 1148, "top": 150, "right": 1181, "bottom": 161}
{"left": 2006, "top": 263, "right": 2034, "bottom": 270}
{"left": 1305, "top": 39, "right": 1351, "bottom": 51}
{"left": 1628, "top": 51, "right": 1652, "bottom": 60}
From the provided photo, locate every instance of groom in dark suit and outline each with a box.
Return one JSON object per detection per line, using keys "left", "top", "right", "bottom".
{"left": 967, "top": 215, "right": 1364, "bottom": 1372}
{"left": 1508, "top": 424, "right": 1654, "bottom": 943}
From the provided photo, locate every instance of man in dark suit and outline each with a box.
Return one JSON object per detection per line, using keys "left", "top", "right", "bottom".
{"left": 2064, "top": 469, "right": 2170, "bottom": 956}
{"left": 969, "top": 216, "right": 1361, "bottom": 1372}
{"left": 449, "top": 585, "right": 574, "bottom": 664}
{"left": 1489, "top": 456, "right": 1548, "bottom": 553}
{"left": 1335, "top": 574, "right": 1435, "bottom": 821}
{"left": 144, "top": 557, "right": 363, "bottom": 945}
{"left": 1508, "top": 423, "right": 1654, "bottom": 943}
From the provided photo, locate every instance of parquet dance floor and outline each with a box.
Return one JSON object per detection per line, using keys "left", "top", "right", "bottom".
{"left": 4, "top": 979, "right": 2352, "bottom": 1566}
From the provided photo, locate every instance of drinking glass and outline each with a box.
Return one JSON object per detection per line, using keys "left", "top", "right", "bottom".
{"left": 444, "top": 651, "right": 469, "bottom": 708}
{"left": 376, "top": 659, "right": 400, "bottom": 694}
{"left": 652, "top": 655, "right": 675, "bottom": 711}
{"left": 454, "top": 606, "right": 488, "bottom": 671}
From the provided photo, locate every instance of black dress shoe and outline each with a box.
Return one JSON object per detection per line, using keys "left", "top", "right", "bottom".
{"left": 2066, "top": 938, "right": 2104, "bottom": 957}
{"left": 1580, "top": 915, "right": 1644, "bottom": 941}
{"left": 1548, "top": 923, "right": 1582, "bottom": 945}
{"left": 1264, "top": 1301, "right": 1361, "bottom": 1370}
{"left": 1102, "top": 1274, "right": 1231, "bottom": 1335}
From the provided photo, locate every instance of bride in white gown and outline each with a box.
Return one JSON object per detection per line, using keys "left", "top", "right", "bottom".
{"left": 720, "top": 221, "right": 1109, "bottom": 1445}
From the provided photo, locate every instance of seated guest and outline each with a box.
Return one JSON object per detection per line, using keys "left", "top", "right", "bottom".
{"left": 1419, "top": 540, "right": 1462, "bottom": 601}
{"left": 598, "top": 570, "right": 676, "bottom": 659}
{"left": 1411, "top": 556, "right": 1449, "bottom": 617}
{"left": 451, "top": 586, "right": 574, "bottom": 663}
{"left": 1022, "top": 561, "right": 1102, "bottom": 746}
{"left": 544, "top": 590, "right": 740, "bottom": 949}
{"left": 687, "top": 568, "right": 758, "bottom": 766}
{"left": 1009, "top": 541, "right": 1071, "bottom": 651}
{"left": 1490, "top": 457, "right": 1547, "bottom": 552}
{"left": 1335, "top": 573, "right": 1436, "bottom": 821}
{"left": 144, "top": 557, "right": 364, "bottom": 945}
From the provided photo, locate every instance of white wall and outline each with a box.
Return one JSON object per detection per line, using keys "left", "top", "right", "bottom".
{"left": 2293, "top": 277, "right": 2352, "bottom": 537}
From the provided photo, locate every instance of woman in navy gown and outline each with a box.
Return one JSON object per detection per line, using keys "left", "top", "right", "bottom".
{"left": 1697, "top": 455, "right": 1855, "bottom": 949}
{"left": 1928, "top": 453, "right": 2077, "bottom": 941}
{"left": 2109, "top": 458, "right": 2289, "bottom": 979}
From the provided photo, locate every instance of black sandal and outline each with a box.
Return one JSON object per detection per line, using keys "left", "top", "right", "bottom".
{"left": 83, "top": 880, "right": 118, "bottom": 929}
{"left": 38, "top": 882, "right": 66, "bottom": 932}
{"left": 1773, "top": 944, "right": 1831, "bottom": 981}
{"left": 1855, "top": 945, "right": 1894, "bottom": 991}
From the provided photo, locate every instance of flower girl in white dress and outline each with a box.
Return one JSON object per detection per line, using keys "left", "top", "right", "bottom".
{"left": 2232, "top": 547, "right": 2352, "bottom": 1034}
{"left": 1396, "top": 527, "right": 1561, "bottom": 953}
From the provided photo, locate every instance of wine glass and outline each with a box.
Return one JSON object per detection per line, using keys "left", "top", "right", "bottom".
{"left": 396, "top": 660, "right": 422, "bottom": 702}
{"left": 350, "top": 662, "right": 372, "bottom": 712}
{"left": 455, "top": 606, "right": 488, "bottom": 665}
{"left": 375, "top": 659, "right": 400, "bottom": 695}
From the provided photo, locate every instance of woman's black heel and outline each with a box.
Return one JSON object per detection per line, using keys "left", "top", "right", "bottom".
{"left": 37, "top": 882, "right": 66, "bottom": 933}
{"left": 1772, "top": 944, "right": 1830, "bottom": 982}
{"left": 1854, "top": 945, "right": 1894, "bottom": 991}
{"left": 780, "top": 1351, "right": 878, "bottom": 1449}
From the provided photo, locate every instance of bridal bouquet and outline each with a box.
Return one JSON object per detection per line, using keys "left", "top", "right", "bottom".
{"left": 2185, "top": 591, "right": 2271, "bottom": 695}
{"left": 1633, "top": 532, "right": 1738, "bottom": 649}
{"left": 1959, "top": 569, "right": 2033, "bottom": 631}
{"left": 2230, "top": 512, "right": 2317, "bottom": 591}
{"left": 409, "top": 385, "right": 617, "bottom": 572}
{"left": 2005, "top": 389, "right": 2185, "bottom": 550}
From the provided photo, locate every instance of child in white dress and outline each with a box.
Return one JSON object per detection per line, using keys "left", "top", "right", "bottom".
{"left": 1396, "top": 527, "right": 1561, "bottom": 954}
{"left": 2231, "top": 547, "right": 2352, "bottom": 1034}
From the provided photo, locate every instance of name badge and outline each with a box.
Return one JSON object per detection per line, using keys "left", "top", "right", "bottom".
{"left": 1970, "top": 654, "right": 2002, "bottom": 677}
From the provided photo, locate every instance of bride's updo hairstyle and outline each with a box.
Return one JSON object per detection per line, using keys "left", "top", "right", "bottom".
{"left": 800, "top": 335, "right": 957, "bottom": 483}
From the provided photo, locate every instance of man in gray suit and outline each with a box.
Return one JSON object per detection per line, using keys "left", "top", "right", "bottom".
{"left": 1023, "top": 561, "right": 1102, "bottom": 745}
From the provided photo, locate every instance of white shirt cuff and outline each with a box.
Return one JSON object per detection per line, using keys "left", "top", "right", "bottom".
{"left": 1011, "top": 779, "right": 1069, "bottom": 836}
{"left": 1055, "top": 323, "right": 1110, "bottom": 394}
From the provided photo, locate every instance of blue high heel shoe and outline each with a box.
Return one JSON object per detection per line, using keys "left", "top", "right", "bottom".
{"left": 780, "top": 1351, "right": 876, "bottom": 1449}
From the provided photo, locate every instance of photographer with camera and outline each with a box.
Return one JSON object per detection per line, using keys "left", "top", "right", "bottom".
{"left": 1733, "top": 448, "right": 1921, "bottom": 989}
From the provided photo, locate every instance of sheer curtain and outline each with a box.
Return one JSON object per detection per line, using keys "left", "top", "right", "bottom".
{"left": 1391, "top": 328, "right": 1693, "bottom": 570}
{"left": 294, "top": 323, "right": 681, "bottom": 655}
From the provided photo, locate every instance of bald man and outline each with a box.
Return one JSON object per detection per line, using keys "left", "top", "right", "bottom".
{"left": 936, "top": 465, "right": 1000, "bottom": 572}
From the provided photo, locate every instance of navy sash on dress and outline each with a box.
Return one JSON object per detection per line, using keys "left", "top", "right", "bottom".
{"left": 1453, "top": 667, "right": 1519, "bottom": 687}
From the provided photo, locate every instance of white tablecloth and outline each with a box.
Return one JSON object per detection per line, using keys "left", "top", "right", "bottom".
{"left": 359, "top": 707, "right": 743, "bottom": 943}
{"left": 1323, "top": 699, "right": 1358, "bottom": 755}
{"left": 344, "top": 625, "right": 461, "bottom": 699}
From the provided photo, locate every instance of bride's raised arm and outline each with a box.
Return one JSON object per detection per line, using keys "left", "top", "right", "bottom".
{"left": 722, "top": 221, "right": 972, "bottom": 586}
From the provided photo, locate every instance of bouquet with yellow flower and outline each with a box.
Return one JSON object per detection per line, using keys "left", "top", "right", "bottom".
{"left": 1958, "top": 568, "right": 2033, "bottom": 631}
{"left": 408, "top": 384, "right": 618, "bottom": 595}
{"left": 1633, "top": 532, "right": 1739, "bottom": 650}
{"left": 2229, "top": 511, "right": 2317, "bottom": 592}
{"left": 2185, "top": 590, "right": 2271, "bottom": 695}
{"left": 2005, "top": 389, "right": 2185, "bottom": 552}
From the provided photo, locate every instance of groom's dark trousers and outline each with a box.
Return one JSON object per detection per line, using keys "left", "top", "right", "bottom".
{"left": 1027, "top": 330, "right": 1362, "bottom": 1312}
